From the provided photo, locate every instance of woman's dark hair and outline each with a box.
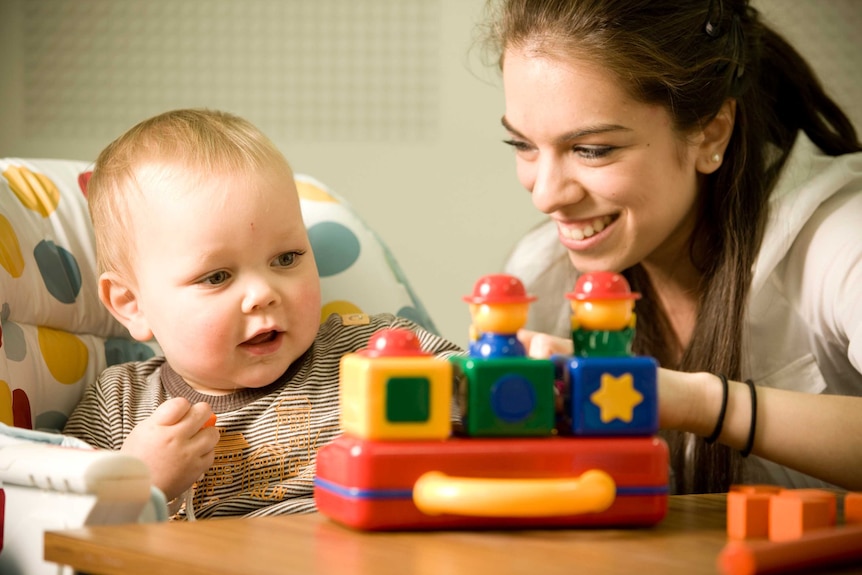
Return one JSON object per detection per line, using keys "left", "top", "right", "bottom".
{"left": 483, "top": 0, "right": 860, "bottom": 493}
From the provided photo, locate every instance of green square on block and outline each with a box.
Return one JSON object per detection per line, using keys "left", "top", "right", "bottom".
{"left": 386, "top": 377, "right": 430, "bottom": 422}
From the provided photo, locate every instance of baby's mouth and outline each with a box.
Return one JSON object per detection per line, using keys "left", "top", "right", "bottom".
{"left": 560, "top": 215, "right": 614, "bottom": 241}
{"left": 244, "top": 330, "right": 279, "bottom": 345}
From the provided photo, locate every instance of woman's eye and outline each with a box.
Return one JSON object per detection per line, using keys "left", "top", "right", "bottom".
{"left": 275, "top": 251, "right": 303, "bottom": 268}
{"left": 202, "top": 270, "right": 230, "bottom": 285}
{"left": 503, "top": 139, "right": 533, "bottom": 152}
{"left": 575, "top": 146, "right": 614, "bottom": 160}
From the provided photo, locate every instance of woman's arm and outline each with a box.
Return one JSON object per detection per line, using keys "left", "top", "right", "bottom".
{"left": 519, "top": 329, "right": 862, "bottom": 490}
{"left": 660, "top": 369, "right": 862, "bottom": 491}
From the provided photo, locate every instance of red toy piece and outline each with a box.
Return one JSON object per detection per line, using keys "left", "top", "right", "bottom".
{"left": 315, "top": 435, "right": 668, "bottom": 530}
{"left": 565, "top": 271, "right": 641, "bottom": 355}
{"left": 361, "top": 328, "right": 429, "bottom": 357}
{"left": 463, "top": 274, "right": 537, "bottom": 359}
{"left": 463, "top": 274, "right": 537, "bottom": 305}
{"left": 566, "top": 271, "right": 641, "bottom": 303}
{"left": 719, "top": 523, "right": 862, "bottom": 575}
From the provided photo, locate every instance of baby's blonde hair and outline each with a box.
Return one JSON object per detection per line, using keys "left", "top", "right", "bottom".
{"left": 88, "top": 108, "right": 292, "bottom": 277}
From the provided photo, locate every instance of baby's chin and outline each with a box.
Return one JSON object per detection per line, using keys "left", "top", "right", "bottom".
{"left": 185, "top": 362, "right": 293, "bottom": 396}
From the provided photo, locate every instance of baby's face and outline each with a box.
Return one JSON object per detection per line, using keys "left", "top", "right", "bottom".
{"left": 128, "top": 162, "right": 321, "bottom": 394}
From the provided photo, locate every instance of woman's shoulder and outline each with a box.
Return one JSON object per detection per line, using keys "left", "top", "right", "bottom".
{"left": 504, "top": 219, "right": 564, "bottom": 280}
{"left": 504, "top": 220, "right": 577, "bottom": 337}
{"left": 752, "top": 138, "right": 862, "bottom": 297}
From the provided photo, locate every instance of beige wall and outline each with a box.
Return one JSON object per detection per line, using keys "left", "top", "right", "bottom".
{"left": 0, "top": 0, "right": 859, "bottom": 346}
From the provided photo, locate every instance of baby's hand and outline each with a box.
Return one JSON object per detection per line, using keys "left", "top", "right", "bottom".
{"left": 518, "top": 329, "right": 573, "bottom": 359}
{"left": 121, "top": 397, "right": 220, "bottom": 501}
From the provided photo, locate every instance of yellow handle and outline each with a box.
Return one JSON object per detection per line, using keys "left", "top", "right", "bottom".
{"left": 412, "top": 469, "right": 616, "bottom": 517}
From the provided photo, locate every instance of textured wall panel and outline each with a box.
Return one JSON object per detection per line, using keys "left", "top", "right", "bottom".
{"left": 21, "top": 0, "right": 441, "bottom": 142}
{"left": 756, "top": 0, "right": 862, "bottom": 130}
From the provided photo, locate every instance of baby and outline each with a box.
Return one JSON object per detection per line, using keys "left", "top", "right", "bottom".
{"left": 63, "top": 109, "right": 462, "bottom": 518}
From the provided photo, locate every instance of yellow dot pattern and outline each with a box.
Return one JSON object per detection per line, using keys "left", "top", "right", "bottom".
{"left": 0, "top": 380, "right": 13, "bottom": 425}
{"left": 320, "top": 300, "right": 364, "bottom": 324}
{"left": 296, "top": 180, "right": 338, "bottom": 203}
{"left": 0, "top": 212, "right": 25, "bottom": 278}
{"left": 2, "top": 165, "right": 61, "bottom": 218}
{"left": 37, "top": 326, "right": 89, "bottom": 385}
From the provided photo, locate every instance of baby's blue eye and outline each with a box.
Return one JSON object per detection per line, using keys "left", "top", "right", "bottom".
{"left": 202, "top": 270, "right": 230, "bottom": 285}
{"left": 275, "top": 251, "right": 303, "bottom": 267}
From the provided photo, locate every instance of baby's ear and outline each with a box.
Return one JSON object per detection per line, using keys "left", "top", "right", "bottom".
{"left": 98, "top": 272, "right": 154, "bottom": 342}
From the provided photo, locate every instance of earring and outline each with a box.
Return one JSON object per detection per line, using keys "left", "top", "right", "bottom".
{"left": 711, "top": 153, "right": 721, "bottom": 163}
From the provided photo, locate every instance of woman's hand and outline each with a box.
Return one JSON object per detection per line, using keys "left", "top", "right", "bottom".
{"left": 121, "top": 397, "right": 220, "bottom": 501}
{"left": 517, "top": 329, "right": 574, "bottom": 358}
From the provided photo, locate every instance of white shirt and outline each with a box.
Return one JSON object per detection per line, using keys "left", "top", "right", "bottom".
{"left": 504, "top": 134, "right": 862, "bottom": 488}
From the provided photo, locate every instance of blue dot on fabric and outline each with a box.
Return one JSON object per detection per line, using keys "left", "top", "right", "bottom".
{"left": 307, "top": 221, "right": 361, "bottom": 277}
{"left": 1, "top": 306, "right": 27, "bottom": 361}
{"left": 396, "top": 306, "right": 430, "bottom": 331}
{"left": 105, "top": 338, "right": 157, "bottom": 366}
{"left": 34, "top": 240, "right": 82, "bottom": 304}
{"left": 34, "top": 410, "right": 67, "bottom": 432}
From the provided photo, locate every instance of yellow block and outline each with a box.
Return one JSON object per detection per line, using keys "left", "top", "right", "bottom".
{"left": 340, "top": 353, "right": 452, "bottom": 440}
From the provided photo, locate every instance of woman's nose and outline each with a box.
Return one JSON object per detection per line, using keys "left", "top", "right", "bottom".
{"left": 241, "top": 278, "right": 280, "bottom": 313}
{"left": 529, "top": 155, "right": 584, "bottom": 214}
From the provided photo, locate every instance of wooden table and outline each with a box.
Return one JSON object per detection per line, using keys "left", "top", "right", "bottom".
{"left": 44, "top": 494, "right": 862, "bottom": 575}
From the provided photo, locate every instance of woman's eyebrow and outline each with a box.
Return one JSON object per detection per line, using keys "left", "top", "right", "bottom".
{"left": 501, "top": 116, "right": 631, "bottom": 143}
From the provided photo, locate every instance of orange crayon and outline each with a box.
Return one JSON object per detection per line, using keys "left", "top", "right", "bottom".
{"left": 202, "top": 413, "right": 218, "bottom": 428}
{"left": 718, "top": 522, "right": 862, "bottom": 575}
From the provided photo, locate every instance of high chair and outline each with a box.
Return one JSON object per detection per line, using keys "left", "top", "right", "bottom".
{"left": 0, "top": 157, "right": 437, "bottom": 575}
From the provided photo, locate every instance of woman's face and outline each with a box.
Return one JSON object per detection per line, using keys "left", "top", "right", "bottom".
{"left": 502, "top": 48, "right": 705, "bottom": 275}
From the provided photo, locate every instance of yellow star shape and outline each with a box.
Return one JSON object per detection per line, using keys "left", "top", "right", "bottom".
{"left": 590, "top": 373, "right": 643, "bottom": 423}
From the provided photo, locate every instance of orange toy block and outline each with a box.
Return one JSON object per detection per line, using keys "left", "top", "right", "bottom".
{"left": 729, "top": 484, "right": 782, "bottom": 496}
{"left": 778, "top": 489, "right": 838, "bottom": 524}
{"left": 727, "top": 491, "right": 772, "bottom": 540}
{"left": 845, "top": 492, "right": 862, "bottom": 525}
{"left": 769, "top": 491, "right": 835, "bottom": 542}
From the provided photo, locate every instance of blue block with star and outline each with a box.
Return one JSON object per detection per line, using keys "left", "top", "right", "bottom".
{"left": 558, "top": 355, "right": 658, "bottom": 436}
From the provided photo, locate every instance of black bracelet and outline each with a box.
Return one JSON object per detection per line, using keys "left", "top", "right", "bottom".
{"left": 705, "top": 373, "right": 729, "bottom": 444}
{"left": 741, "top": 379, "right": 757, "bottom": 457}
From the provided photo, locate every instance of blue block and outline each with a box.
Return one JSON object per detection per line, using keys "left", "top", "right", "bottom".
{"left": 558, "top": 355, "right": 658, "bottom": 436}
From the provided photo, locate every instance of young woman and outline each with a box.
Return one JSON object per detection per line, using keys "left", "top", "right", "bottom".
{"left": 482, "top": 0, "right": 862, "bottom": 493}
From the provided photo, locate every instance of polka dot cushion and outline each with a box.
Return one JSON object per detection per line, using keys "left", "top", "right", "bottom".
{"left": 294, "top": 174, "right": 436, "bottom": 329}
{"left": 0, "top": 158, "right": 436, "bottom": 432}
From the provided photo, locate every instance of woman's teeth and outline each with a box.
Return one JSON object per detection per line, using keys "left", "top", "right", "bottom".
{"left": 561, "top": 216, "right": 612, "bottom": 240}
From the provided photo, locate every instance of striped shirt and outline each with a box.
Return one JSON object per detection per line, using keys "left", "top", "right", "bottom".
{"left": 63, "top": 313, "right": 463, "bottom": 519}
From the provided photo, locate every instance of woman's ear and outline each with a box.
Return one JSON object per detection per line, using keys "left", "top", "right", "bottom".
{"left": 99, "top": 272, "right": 154, "bottom": 342}
{"left": 696, "top": 99, "right": 737, "bottom": 174}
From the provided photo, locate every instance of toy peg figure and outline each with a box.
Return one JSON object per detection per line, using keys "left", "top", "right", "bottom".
{"left": 566, "top": 272, "right": 641, "bottom": 358}
{"left": 463, "top": 274, "right": 537, "bottom": 358}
